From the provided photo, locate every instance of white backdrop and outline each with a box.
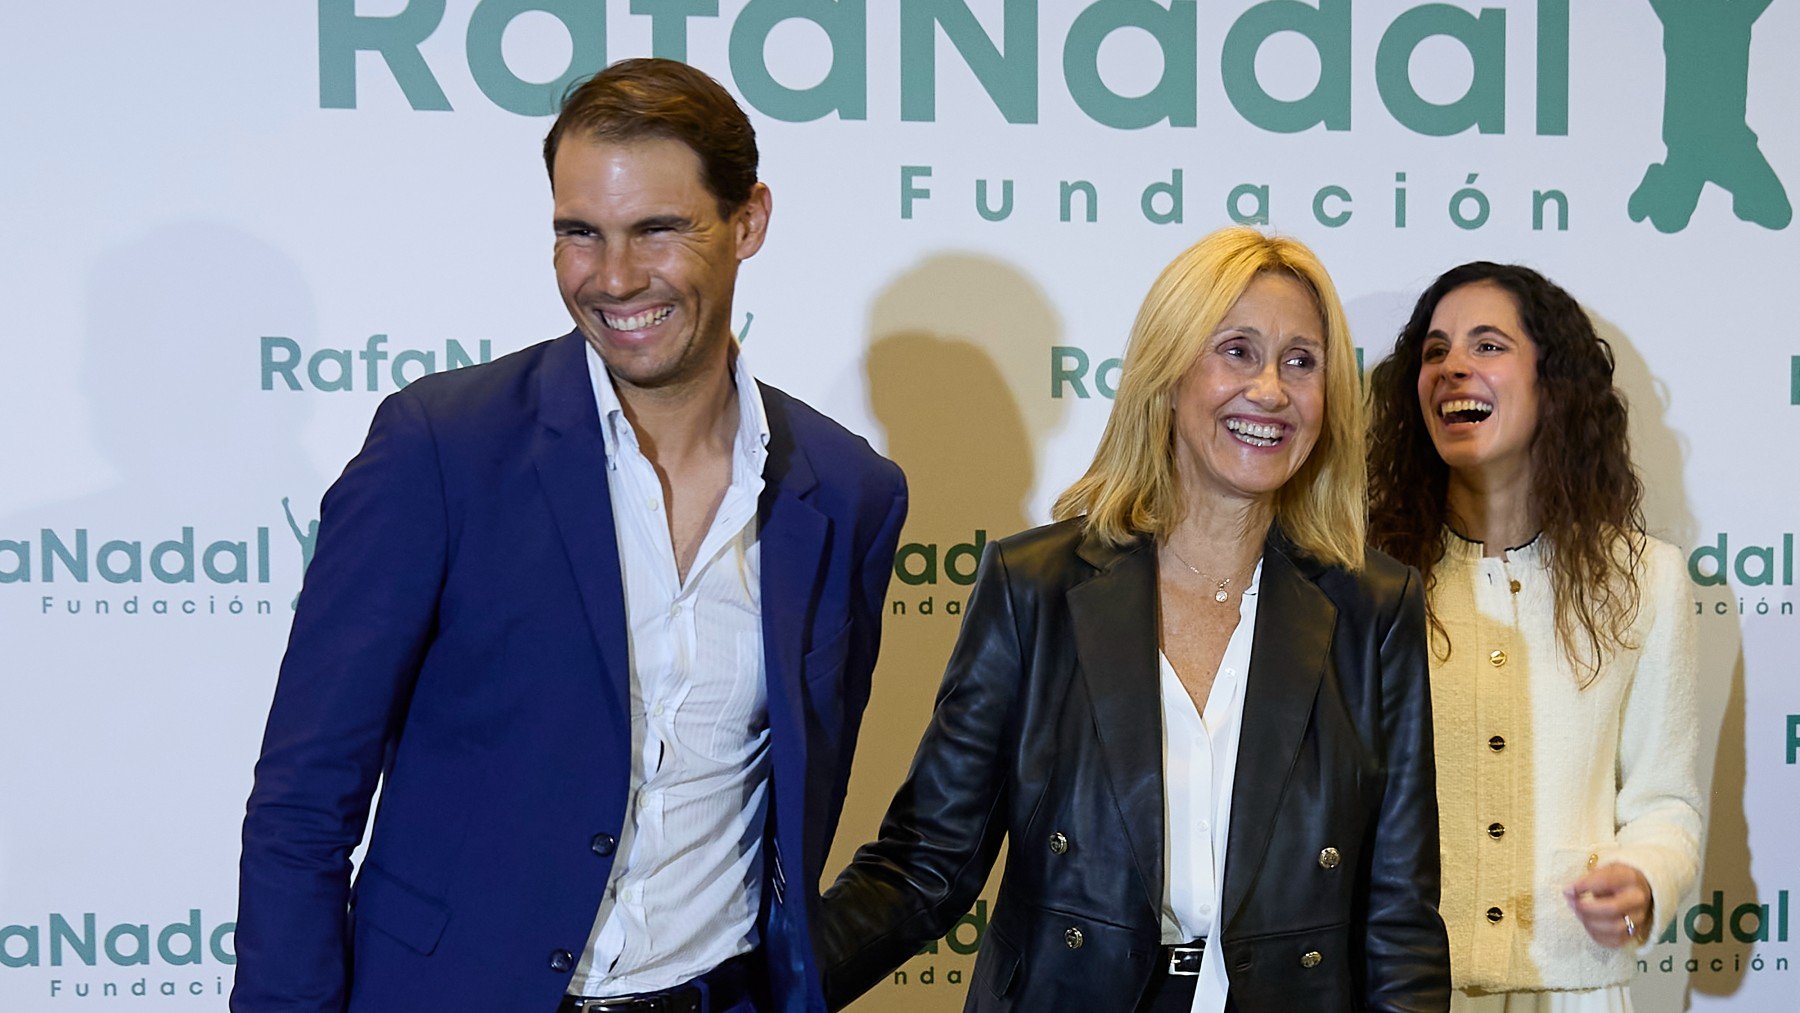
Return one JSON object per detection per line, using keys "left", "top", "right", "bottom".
{"left": 2, "top": 2, "right": 1795, "bottom": 1009}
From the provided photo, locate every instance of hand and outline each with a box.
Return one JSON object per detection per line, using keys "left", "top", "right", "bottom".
{"left": 1564, "top": 864, "right": 1653, "bottom": 949}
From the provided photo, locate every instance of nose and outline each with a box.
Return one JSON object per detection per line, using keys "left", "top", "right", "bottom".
{"left": 1440, "top": 344, "right": 1472, "bottom": 379}
{"left": 594, "top": 240, "right": 650, "bottom": 301}
{"left": 1246, "top": 357, "right": 1289, "bottom": 409}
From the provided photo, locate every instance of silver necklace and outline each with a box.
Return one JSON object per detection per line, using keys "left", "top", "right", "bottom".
{"left": 1165, "top": 542, "right": 1235, "bottom": 603}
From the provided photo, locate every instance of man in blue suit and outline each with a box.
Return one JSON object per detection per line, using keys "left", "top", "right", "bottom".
{"left": 234, "top": 59, "right": 907, "bottom": 1013}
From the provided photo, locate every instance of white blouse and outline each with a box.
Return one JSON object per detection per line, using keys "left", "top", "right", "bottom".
{"left": 1159, "top": 560, "right": 1262, "bottom": 1013}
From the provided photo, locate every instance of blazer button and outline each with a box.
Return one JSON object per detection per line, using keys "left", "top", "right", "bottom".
{"left": 1049, "top": 831, "right": 1070, "bottom": 855}
{"left": 1300, "top": 950, "right": 1322, "bottom": 969}
{"left": 1064, "top": 927, "right": 1084, "bottom": 949}
{"left": 1487, "top": 822, "right": 1506, "bottom": 839}
{"left": 1488, "top": 735, "right": 1506, "bottom": 752}
{"left": 549, "top": 949, "right": 575, "bottom": 973}
{"left": 591, "top": 833, "right": 617, "bottom": 857}
{"left": 1487, "top": 906, "right": 1504, "bottom": 923}
{"left": 1488, "top": 649, "right": 1507, "bottom": 667}
{"left": 1318, "top": 847, "right": 1340, "bottom": 869}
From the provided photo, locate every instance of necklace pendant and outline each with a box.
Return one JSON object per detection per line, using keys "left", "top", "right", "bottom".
{"left": 1214, "top": 587, "right": 1229, "bottom": 603}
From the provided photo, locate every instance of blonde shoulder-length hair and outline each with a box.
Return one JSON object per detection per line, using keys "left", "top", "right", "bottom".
{"left": 1052, "top": 226, "right": 1366, "bottom": 571}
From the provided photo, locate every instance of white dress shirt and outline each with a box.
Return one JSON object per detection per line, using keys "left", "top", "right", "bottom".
{"left": 570, "top": 343, "right": 773, "bottom": 996}
{"left": 1159, "top": 560, "right": 1261, "bottom": 1013}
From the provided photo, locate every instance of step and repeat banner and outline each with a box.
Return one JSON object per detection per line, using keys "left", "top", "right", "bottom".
{"left": 2, "top": 2, "right": 1796, "bottom": 1009}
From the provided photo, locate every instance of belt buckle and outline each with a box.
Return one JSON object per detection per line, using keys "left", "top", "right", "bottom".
{"left": 571, "top": 998, "right": 666, "bottom": 1012}
{"left": 1166, "top": 944, "right": 1205, "bottom": 976}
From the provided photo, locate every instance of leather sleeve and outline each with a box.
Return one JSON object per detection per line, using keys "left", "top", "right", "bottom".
{"left": 233, "top": 389, "right": 447, "bottom": 1012}
{"left": 1362, "top": 567, "right": 1452, "bottom": 1011}
{"left": 815, "top": 543, "right": 1023, "bottom": 1010}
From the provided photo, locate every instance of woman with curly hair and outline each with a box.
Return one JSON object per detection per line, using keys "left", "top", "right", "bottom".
{"left": 1367, "top": 262, "right": 1703, "bottom": 1011}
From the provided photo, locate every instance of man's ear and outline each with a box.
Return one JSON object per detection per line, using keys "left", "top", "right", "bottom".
{"left": 735, "top": 182, "right": 772, "bottom": 261}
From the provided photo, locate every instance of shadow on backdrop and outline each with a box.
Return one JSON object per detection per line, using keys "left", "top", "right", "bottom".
{"left": 0, "top": 221, "right": 320, "bottom": 906}
{"left": 832, "top": 253, "right": 1068, "bottom": 1012}
{"left": 1603, "top": 313, "right": 1750, "bottom": 1008}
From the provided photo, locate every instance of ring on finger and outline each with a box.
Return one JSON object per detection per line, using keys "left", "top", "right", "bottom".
{"left": 1624, "top": 914, "right": 1637, "bottom": 938}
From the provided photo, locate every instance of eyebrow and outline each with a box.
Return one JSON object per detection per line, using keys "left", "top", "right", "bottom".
{"left": 1215, "top": 325, "right": 1322, "bottom": 344}
{"left": 1425, "top": 324, "right": 1513, "bottom": 341}
{"left": 552, "top": 213, "right": 695, "bottom": 234}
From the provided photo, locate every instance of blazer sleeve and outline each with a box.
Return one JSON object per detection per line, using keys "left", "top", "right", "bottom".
{"left": 815, "top": 542, "right": 1024, "bottom": 1010}
{"left": 233, "top": 389, "right": 449, "bottom": 1012}
{"left": 1610, "top": 541, "right": 1703, "bottom": 944}
{"left": 1362, "top": 567, "right": 1452, "bottom": 1011}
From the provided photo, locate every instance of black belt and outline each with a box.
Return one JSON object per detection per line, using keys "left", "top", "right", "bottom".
{"left": 1163, "top": 938, "right": 1205, "bottom": 976}
{"left": 558, "top": 953, "right": 754, "bottom": 1013}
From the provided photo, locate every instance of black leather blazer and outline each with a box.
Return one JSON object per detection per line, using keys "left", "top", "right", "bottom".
{"left": 817, "top": 519, "right": 1450, "bottom": 1011}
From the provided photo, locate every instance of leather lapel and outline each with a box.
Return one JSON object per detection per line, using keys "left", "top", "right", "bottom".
{"left": 1067, "top": 531, "right": 1165, "bottom": 919}
{"left": 529, "top": 332, "right": 630, "bottom": 720}
{"left": 1221, "top": 537, "right": 1335, "bottom": 931}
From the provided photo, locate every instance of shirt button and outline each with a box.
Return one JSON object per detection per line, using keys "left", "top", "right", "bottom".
{"left": 1487, "top": 822, "right": 1506, "bottom": 839}
{"left": 1196, "top": 820, "right": 1210, "bottom": 834}
{"left": 670, "top": 602, "right": 682, "bottom": 617}
{"left": 652, "top": 704, "right": 665, "bottom": 717}
{"left": 1489, "top": 649, "right": 1507, "bottom": 667}
{"left": 1048, "top": 832, "right": 1069, "bottom": 855}
{"left": 1318, "top": 847, "right": 1340, "bottom": 869}
{"left": 1487, "top": 906, "right": 1505, "bottom": 923}
{"left": 1300, "top": 950, "right": 1322, "bottom": 969}
{"left": 590, "top": 833, "right": 617, "bottom": 857}
{"left": 1488, "top": 735, "right": 1506, "bottom": 751}
{"left": 549, "top": 949, "right": 574, "bottom": 972}
{"left": 646, "top": 498, "right": 658, "bottom": 511}
{"left": 1064, "top": 926, "right": 1084, "bottom": 949}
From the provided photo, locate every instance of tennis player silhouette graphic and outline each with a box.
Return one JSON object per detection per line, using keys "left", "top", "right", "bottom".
{"left": 1630, "top": 0, "right": 1790, "bottom": 232}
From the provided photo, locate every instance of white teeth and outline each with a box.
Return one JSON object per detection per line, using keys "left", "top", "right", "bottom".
{"left": 601, "top": 305, "right": 674, "bottom": 332}
{"left": 1439, "top": 398, "right": 1495, "bottom": 419}
{"left": 1225, "top": 418, "right": 1282, "bottom": 446}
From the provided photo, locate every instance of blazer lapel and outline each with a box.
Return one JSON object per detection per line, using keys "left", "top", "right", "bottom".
{"left": 1067, "top": 532, "right": 1166, "bottom": 920}
{"left": 755, "top": 387, "right": 828, "bottom": 889}
{"left": 529, "top": 332, "right": 630, "bottom": 718}
{"left": 1221, "top": 537, "right": 1336, "bottom": 930}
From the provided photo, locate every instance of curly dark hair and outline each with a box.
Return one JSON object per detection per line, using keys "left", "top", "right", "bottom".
{"left": 1366, "top": 262, "right": 1644, "bottom": 685}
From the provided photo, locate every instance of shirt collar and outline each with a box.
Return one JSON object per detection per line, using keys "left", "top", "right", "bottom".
{"left": 585, "top": 339, "right": 771, "bottom": 474}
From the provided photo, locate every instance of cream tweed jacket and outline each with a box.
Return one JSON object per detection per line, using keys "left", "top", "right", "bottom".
{"left": 1428, "top": 532, "right": 1702, "bottom": 992}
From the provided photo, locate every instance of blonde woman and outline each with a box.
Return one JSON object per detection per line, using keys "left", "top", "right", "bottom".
{"left": 817, "top": 228, "right": 1450, "bottom": 1011}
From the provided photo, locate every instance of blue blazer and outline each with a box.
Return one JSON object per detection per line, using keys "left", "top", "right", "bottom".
{"left": 235, "top": 331, "right": 908, "bottom": 1012}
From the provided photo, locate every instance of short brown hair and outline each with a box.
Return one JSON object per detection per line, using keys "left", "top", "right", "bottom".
{"left": 543, "top": 58, "right": 758, "bottom": 213}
